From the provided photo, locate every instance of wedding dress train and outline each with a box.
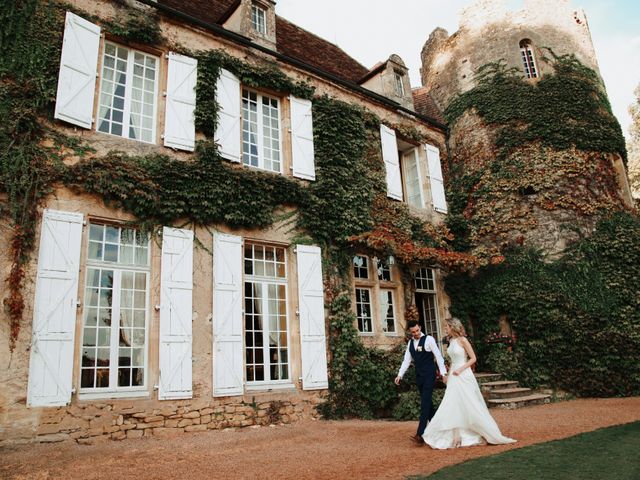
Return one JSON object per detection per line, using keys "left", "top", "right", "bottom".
{"left": 423, "top": 338, "right": 516, "bottom": 449}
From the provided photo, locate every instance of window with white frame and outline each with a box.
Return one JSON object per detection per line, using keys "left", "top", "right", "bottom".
{"left": 353, "top": 255, "right": 369, "bottom": 279}
{"left": 379, "top": 289, "right": 396, "bottom": 333}
{"left": 394, "top": 71, "right": 405, "bottom": 97}
{"left": 242, "top": 89, "right": 282, "bottom": 173}
{"left": 97, "top": 42, "right": 159, "bottom": 143}
{"left": 414, "top": 268, "right": 441, "bottom": 344}
{"left": 251, "top": 4, "right": 267, "bottom": 35}
{"left": 80, "top": 224, "right": 150, "bottom": 392}
{"left": 244, "top": 242, "right": 289, "bottom": 383}
{"left": 402, "top": 148, "right": 424, "bottom": 208}
{"left": 353, "top": 254, "right": 399, "bottom": 335}
{"left": 519, "top": 39, "right": 538, "bottom": 79}
{"left": 355, "top": 288, "right": 373, "bottom": 333}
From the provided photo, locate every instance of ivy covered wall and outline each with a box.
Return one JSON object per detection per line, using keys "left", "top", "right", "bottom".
{"left": 0, "top": 0, "right": 467, "bottom": 419}
{"left": 439, "top": 47, "right": 639, "bottom": 397}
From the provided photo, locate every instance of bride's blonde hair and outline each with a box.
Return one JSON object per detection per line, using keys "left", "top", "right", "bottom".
{"left": 446, "top": 317, "right": 466, "bottom": 337}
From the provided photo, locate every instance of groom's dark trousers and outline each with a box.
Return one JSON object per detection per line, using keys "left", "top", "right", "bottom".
{"left": 410, "top": 335, "right": 437, "bottom": 436}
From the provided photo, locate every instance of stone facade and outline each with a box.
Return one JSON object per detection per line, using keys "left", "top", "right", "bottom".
{"left": 420, "top": 0, "right": 634, "bottom": 254}
{"left": 0, "top": 0, "right": 450, "bottom": 445}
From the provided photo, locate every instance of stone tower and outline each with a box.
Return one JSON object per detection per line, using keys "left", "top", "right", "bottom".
{"left": 420, "top": 0, "right": 634, "bottom": 255}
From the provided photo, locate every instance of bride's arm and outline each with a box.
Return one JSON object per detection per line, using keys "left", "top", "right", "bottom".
{"left": 452, "top": 337, "right": 477, "bottom": 375}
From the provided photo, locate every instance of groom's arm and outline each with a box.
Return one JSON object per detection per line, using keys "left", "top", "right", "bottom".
{"left": 395, "top": 342, "right": 412, "bottom": 382}
{"left": 426, "top": 336, "right": 448, "bottom": 376}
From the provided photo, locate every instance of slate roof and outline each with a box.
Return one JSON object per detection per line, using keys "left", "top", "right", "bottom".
{"left": 156, "top": 0, "right": 446, "bottom": 127}
{"left": 412, "top": 87, "right": 445, "bottom": 124}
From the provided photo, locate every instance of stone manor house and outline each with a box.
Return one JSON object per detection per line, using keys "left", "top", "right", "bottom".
{"left": 0, "top": 0, "right": 632, "bottom": 444}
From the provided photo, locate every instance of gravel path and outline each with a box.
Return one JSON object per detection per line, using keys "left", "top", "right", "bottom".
{"left": 1, "top": 397, "right": 639, "bottom": 480}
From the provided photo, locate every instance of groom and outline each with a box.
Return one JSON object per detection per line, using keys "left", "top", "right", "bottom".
{"left": 394, "top": 320, "right": 448, "bottom": 445}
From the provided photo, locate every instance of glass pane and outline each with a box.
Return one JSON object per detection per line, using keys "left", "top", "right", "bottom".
{"left": 86, "top": 288, "right": 99, "bottom": 307}
{"left": 88, "top": 242, "right": 102, "bottom": 261}
{"left": 82, "top": 349, "right": 95, "bottom": 367}
{"left": 89, "top": 224, "right": 104, "bottom": 241}
{"left": 133, "top": 310, "right": 145, "bottom": 328}
{"left": 120, "top": 245, "right": 134, "bottom": 264}
{"left": 83, "top": 328, "right": 96, "bottom": 347}
{"left": 104, "top": 243, "right": 118, "bottom": 262}
{"left": 98, "top": 328, "right": 110, "bottom": 347}
{"left": 119, "top": 349, "right": 132, "bottom": 366}
{"left": 131, "top": 368, "right": 144, "bottom": 386}
{"left": 121, "top": 271, "right": 134, "bottom": 290}
{"left": 100, "top": 270, "right": 113, "bottom": 288}
{"left": 105, "top": 226, "right": 119, "bottom": 243}
{"left": 135, "top": 272, "right": 146, "bottom": 290}
{"left": 86, "top": 269, "right": 100, "bottom": 287}
{"left": 85, "top": 308, "right": 98, "bottom": 326}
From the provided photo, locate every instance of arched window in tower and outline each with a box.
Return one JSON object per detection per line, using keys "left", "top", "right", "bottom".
{"left": 519, "top": 39, "right": 538, "bottom": 78}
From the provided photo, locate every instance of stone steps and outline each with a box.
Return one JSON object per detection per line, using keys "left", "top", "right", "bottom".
{"left": 487, "top": 393, "right": 551, "bottom": 409}
{"left": 474, "top": 372, "right": 552, "bottom": 409}
{"left": 474, "top": 372, "right": 502, "bottom": 383}
{"left": 480, "top": 380, "right": 519, "bottom": 392}
{"left": 489, "top": 387, "right": 533, "bottom": 399}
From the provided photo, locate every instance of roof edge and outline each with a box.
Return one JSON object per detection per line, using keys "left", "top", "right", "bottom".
{"left": 136, "top": 0, "right": 448, "bottom": 131}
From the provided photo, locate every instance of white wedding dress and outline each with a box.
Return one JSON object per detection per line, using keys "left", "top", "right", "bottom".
{"left": 423, "top": 338, "right": 517, "bottom": 449}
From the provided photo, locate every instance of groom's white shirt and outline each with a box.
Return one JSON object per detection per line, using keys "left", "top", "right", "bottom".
{"left": 398, "top": 333, "right": 447, "bottom": 379}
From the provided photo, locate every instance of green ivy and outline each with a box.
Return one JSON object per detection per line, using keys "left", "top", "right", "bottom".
{"left": 445, "top": 55, "right": 627, "bottom": 161}
{"left": 446, "top": 212, "right": 640, "bottom": 397}
{"left": 195, "top": 49, "right": 315, "bottom": 138}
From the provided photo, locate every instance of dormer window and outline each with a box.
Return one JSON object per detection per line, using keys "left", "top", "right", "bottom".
{"left": 519, "top": 39, "right": 538, "bottom": 79}
{"left": 394, "top": 71, "right": 405, "bottom": 97}
{"left": 251, "top": 4, "right": 267, "bottom": 35}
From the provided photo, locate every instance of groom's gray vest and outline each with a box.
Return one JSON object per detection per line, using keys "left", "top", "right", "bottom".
{"left": 410, "top": 335, "right": 436, "bottom": 383}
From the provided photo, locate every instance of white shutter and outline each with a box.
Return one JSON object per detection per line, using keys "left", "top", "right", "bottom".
{"left": 215, "top": 69, "right": 241, "bottom": 162}
{"left": 296, "top": 245, "right": 328, "bottom": 390}
{"left": 164, "top": 52, "right": 198, "bottom": 152}
{"left": 212, "top": 232, "right": 244, "bottom": 397}
{"left": 290, "top": 96, "right": 316, "bottom": 180}
{"left": 27, "top": 209, "right": 83, "bottom": 407}
{"left": 54, "top": 12, "right": 100, "bottom": 129}
{"left": 380, "top": 124, "right": 403, "bottom": 200}
{"left": 159, "top": 227, "right": 193, "bottom": 400}
{"left": 425, "top": 144, "right": 448, "bottom": 213}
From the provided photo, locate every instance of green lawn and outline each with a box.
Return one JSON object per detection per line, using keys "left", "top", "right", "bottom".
{"left": 410, "top": 421, "right": 640, "bottom": 480}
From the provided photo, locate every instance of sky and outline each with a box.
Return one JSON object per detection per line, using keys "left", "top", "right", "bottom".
{"left": 275, "top": 0, "right": 640, "bottom": 139}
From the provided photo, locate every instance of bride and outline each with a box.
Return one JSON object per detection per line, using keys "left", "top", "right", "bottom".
{"left": 423, "top": 318, "right": 516, "bottom": 449}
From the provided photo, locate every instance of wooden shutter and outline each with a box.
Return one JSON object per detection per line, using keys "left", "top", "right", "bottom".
{"left": 54, "top": 12, "right": 100, "bottom": 129}
{"left": 212, "top": 232, "right": 244, "bottom": 397}
{"left": 215, "top": 69, "right": 241, "bottom": 162}
{"left": 296, "top": 245, "right": 328, "bottom": 390}
{"left": 159, "top": 227, "right": 193, "bottom": 400}
{"left": 164, "top": 52, "right": 198, "bottom": 152}
{"left": 380, "top": 124, "right": 403, "bottom": 200}
{"left": 425, "top": 144, "right": 448, "bottom": 213}
{"left": 27, "top": 209, "right": 83, "bottom": 407}
{"left": 290, "top": 96, "right": 316, "bottom": 180}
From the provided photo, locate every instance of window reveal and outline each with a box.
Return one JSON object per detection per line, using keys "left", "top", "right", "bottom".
{"left": 81, "top": 224, "right": 150, "bottom": 391}
{"left": 244, "top": 243, "right": 289, "bottom": 383}
{"left": 97, "top": 42, "right": 158, "bottom": 143}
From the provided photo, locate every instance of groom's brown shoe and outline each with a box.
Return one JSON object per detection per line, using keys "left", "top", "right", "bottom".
{"left": 410, "top": 434, "right": 425, "bottom": 446}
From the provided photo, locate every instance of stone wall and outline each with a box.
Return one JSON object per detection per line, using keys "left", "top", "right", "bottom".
{"left": 421, "top": 0, "right": 600, "bottom": 111}
{"left": 8, "top": 393, "right": 322, "bottom": 446}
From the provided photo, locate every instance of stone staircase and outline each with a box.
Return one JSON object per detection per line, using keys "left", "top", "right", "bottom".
{"left": 475, "top": 372, "right": 551, "bottom": 409}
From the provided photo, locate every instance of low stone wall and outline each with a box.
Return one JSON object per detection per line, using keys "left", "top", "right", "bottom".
{"left": 4, "top": 393, "right": 324, "bottom": 446}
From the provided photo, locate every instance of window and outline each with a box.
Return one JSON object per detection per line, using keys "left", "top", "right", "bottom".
{"left": 244, "top": 243, "right": 289, "bottom": 384}
{"left": 414, "top": 268, "right": 441, "bottom": 344}
{"left": 80, "top": 224, "right": 150, "bottom": 392}
{"left": 394, "top": 71, "right": 405, "bottom": 97}
{"left": 376, "top": 257, "right": 392, "bottom": 281}
{"left": 97, "top": 42, "right": 159, "bottom": 143}
{"left": 519, "top": 39, "right": 538, "bottom": 79}
{"left": 353, "top": 255, "right": 399, "bottom": 335}
{"left": 401, "top": 148, "right": 424, "bottom": 208}
{"left": 355, "top": 288, "right": 373, "bottom": 333}
{"left": 242, "top": 89, "right": 282, "bottom": 173}
{"left": 251, "top": 4, "right": 267, "bottom": 35}
{"left": 353, "top": 255, "right": 369, "bottom": 279}
{"left": 379, "top": 289, "right": 396, "bottom": 333}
